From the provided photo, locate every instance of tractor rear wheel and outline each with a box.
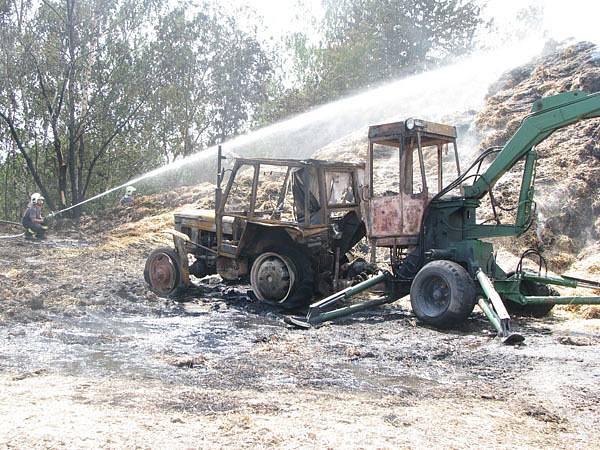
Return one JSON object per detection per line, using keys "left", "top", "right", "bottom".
{"left": 504, "top": 277, "right": 557, "bottom": 317}
{"left": 144, "top": 247, "right": 186, "bottom": 298}
{"left": 410, "top": 260, "right": 477, "bottom": 328}
{"left": 250, "top": 247, "right": 314, "bottom": 309}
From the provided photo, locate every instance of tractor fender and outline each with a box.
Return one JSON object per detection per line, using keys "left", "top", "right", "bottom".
{"left": 237, "top": 221, "right": 308, "bottom": 257}
{"left": 153, "top": 229, "right": 191, "bottom": 286}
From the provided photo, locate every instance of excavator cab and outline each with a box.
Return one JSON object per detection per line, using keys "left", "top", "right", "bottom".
{"left": 363, "top": 119, "right": 461, "bottom": 252}
{"left": 291, "top": 91, "right": 600, "bottom": 340}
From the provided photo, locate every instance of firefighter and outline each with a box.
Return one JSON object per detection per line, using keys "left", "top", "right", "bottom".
{"left": 22, "top": 193, "right": 48, "bottom": 240}
{"left": 120, "top": 185, "right": 136, "bottom": 206}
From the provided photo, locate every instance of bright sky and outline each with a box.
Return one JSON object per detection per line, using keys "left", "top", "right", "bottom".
{"left": 239, "top": 0, "right": 600, "bottom": 45}
{"left": 217, "top": 0, "right": 324, "bottom": 43}
{"left": 483, "top": 0, "right": 600, "bottom": 44}
{"left": 244, "top": 0, "right": 323, "bottom": 34}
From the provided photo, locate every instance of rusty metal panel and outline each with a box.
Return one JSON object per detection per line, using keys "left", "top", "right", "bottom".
{"left": 174, "top": 236, "right": 190, "bottom": 286}
{"left": 369, "top": 119, "right": 457, "bottom": 147}
{"left": 374, "top": 236, "right": 419, "bottom": 247}
{"left": 369, "top": 195, "right": 403, "bottom": 237}
{"left": 368, "top": 122, "right": 405, "bottom": 140}
{"left": 423, "top": 121, "right": 456, "bottom": 138}
{"left": 175, "top": 209, "right": 235, "bottom": 235}
{"left": 401, "top": 195, "right": 426, "bottom": 235}
{"left": 216, "top": 255, "right": 248, "bottom": 280}
{"left": 368, "top": 193, "right": 425, "bottom": 238}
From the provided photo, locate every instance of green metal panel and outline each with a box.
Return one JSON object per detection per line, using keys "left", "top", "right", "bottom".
{"left": 477, "top": 298, "right": 502, "bottom": 334}
{"left": 521, "top": 273, "right": 578, "bottom": 288}
{"left": 489, "top": 273, "right": 600, "bottom": 306}
{"left": 515, "top": 150, "right": 537, "bottom": 229}
{"left": 523, "top": 296, "right": 600, "bottom": 305}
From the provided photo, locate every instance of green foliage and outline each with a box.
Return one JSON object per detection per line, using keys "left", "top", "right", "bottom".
{"left": 0, "top": 0, "right": 275, "bottom": 218}
{"left": 261, "top": 0, "right": 481, "bottom": 122}
{"left": 148, "top": 6, "right": 273, "bottom": 157}
{"left": 323, "top": 0, "right": 481, "bottom": 88}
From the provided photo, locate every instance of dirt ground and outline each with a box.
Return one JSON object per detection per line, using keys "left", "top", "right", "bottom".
{"left": 1, "top": 218, "right": 600, "bottom": 449}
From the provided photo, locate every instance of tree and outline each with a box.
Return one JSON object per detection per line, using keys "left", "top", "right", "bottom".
{"left": 148, "top": 6, "right": 274, "bottom": 159}
{"left": 0, "top": 0, "right": 157, "bottom": 215}
{"left": 261, "top": 0, "right": 482, "bottom": 121}
{"left": 322, "top": 0, "right": 481, "bottom": 91}
{"left": 0, "top": 1, "right": 275, "bottom": 218}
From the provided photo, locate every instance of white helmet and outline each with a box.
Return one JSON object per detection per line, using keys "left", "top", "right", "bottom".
{"left": 30, "top": 193, "right": 40, "bottom": 204}
{"left": 125, "top": 186, "right": 136, "bottom": 195}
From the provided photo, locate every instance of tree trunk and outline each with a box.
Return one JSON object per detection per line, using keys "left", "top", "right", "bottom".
{"left": 0, "top": 110, "right": 56, "bottom": 211}
{"left": 66, "top": 0, "right": 80, "bottom": 217}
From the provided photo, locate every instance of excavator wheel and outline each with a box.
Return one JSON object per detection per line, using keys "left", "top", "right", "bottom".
{"left": 144, "top": 247, "right": 186, "bottom": 298}
{"left": 250, "top": 246, "right": 314, "bottom": 310}
{"left": 410, "top": 260, "right": 477, "bottom": 328}
{"left": 504, "top": 277, "right": 557, "bottom": 318}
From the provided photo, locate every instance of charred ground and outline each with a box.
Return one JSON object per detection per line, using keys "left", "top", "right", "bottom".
{"left": 1, "top": 218, "right": 600, "bottom": 448}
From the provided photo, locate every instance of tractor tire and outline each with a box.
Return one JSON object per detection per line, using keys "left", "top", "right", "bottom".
{"left": 410, "top": 260, "right": 477, "bottom": 328}
{"left": 504, "top": 277, "right": 557, "bottom": 318}
{"left": 250, "top": 246, "right": 314, "bottom": 310}
{"left": 144, "top": 247, "right": 187, "bottom": 298}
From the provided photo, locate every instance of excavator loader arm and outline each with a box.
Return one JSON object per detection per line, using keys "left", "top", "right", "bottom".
{"left": 464, "top": 90, "right": 600, "bottom": 200}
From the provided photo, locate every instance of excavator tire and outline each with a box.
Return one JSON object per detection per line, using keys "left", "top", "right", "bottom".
{"left": 410, "top": 260, "right": 477, "bottom": 328}
{"left": 250, "top": 246, "right": 314, "bottom": 310}
{"left": 144, "top": 247, "right": 187, "bottom": 298}
{"left": 504, "top": 277, "right": 557, "bottom": 318}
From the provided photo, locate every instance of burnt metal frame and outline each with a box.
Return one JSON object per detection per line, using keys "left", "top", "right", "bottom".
{"left": 367, "top": 122, "right": 460, "bottom": 198}
{"left": 365, "top": 120, "right": 460, "bottom": 253}
{"left": 215, "top": 156, "right": 364, "bottom": 258}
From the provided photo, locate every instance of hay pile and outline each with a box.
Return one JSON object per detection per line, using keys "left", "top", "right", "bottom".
{"left": 71, "top": 183, "right": 215, "bottom": 250}
{"left": 312, "top": 130, "right": 367, "bottom": 163}
{"left": 474, "top": 42, "right": 600, "bottom": 276}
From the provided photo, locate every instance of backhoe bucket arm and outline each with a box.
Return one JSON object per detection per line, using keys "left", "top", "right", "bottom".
{"left": 464, "top": 91, "right": 600, "bottom": 200}
{"left": 476, "top": 269, "right": 524, "bottom": 345}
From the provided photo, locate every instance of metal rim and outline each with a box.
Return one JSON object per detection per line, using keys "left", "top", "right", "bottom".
{"left": 250, "top": 252, "right": 296, "bottom": 303}
{"left": 148, "top": 251, "right": 178, "bottom": 295}
{"left": 419, "top": 274, "right": 451, "bottom": 317}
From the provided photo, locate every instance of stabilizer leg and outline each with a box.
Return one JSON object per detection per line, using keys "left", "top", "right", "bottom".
{"left": 476, "top": 269, "right": 524, "bottom": 345}
{"left": 285, "top": 272, "right": 389, "bottom": 328}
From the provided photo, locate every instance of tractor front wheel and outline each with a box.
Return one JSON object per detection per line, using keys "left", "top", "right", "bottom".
{"left": 410, "top": 260, "right": 477, "bottom": 328}
{"left": 144, "top": 247, "right": 186, "bottom": 298}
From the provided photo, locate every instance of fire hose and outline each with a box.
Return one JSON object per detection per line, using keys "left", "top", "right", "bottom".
{"left": 0, "top": 219, "right": 23, "bottom": 239}
{"left": 0, "top": 232, "right": 25, "bottom": 239}
{"left": 0, "top": 219, "right": 20, "bottom": 227}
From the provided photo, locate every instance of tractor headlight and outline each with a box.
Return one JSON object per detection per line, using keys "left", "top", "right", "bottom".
{"left": 405, "top": 118, "right": 415, "bottom": 130}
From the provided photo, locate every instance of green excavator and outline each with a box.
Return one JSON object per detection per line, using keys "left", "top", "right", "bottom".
{"left": 287, "top": 90, "right": 600, "bottom": 343}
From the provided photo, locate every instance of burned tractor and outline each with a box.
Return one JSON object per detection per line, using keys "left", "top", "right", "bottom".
{"left": 144, "top": 155, "right": 368, "bottom": 308}
{"left": 290, "top": 91, "right": 600, "bottom": 342}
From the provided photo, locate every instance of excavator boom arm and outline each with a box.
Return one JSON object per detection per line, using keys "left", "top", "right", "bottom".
{"left": 464, "top": 91, "right": 600, "bottom": 199}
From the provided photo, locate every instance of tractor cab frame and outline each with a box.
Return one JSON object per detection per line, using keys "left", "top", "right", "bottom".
{"left": 363, "top": 119, "right": 461, "bottom": 256}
